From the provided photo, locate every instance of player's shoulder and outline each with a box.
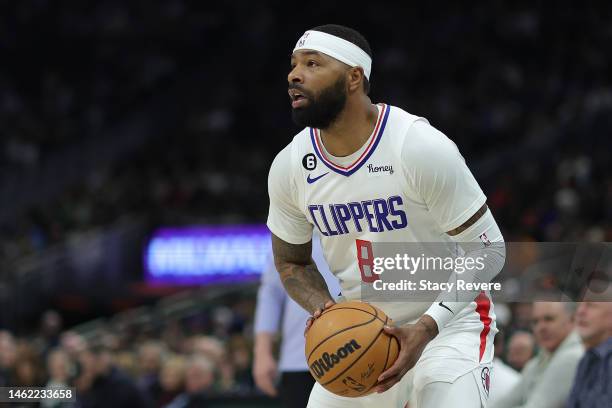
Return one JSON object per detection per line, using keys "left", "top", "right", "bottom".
{"left": 386, "top": 104, "right": 426, "bottom": 126}
{"left": 383, "top": 104, "right": 431, "bottom": 146}
{"left": 269, "top": 127, "right": 310, "bottom": 177}
{"left": 390, "top": 108, "right": 458, "bottom": 154}
{"left": 381, "top": 104, "right": 439, "bottom": 155}
{"left": 385, "top": 105, "right": 463, "bottom": 166}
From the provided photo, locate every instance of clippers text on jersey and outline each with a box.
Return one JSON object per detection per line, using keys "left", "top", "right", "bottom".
{"left": 308, "top": 195, "right": 407, "bottom": 236}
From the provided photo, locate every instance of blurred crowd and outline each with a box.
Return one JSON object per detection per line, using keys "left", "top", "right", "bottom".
{"left": 0, "top": 294, "right": 258, "bottom": 407}
{"left": 0, "top": 1, "right": 611, "bottom": 406}
{"left": 0, "top": 0, "right": 188, "bottom": 169}
{"left": 1, "top": 298, "right": 610, "bottom": 407}
{"left": 1, "top": 2, "right": 611, "bottom": 265}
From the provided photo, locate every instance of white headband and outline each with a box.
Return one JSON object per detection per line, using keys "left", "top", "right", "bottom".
{"left": 293, "top": 30, "right": 372, "bottom": 79}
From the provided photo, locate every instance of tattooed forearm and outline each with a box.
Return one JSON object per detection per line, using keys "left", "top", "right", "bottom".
{"left": 272, "top": 234, "right": 333, "bottom": 314}
{"left": 281, "top": 263, "right": 332, "bottom": 314}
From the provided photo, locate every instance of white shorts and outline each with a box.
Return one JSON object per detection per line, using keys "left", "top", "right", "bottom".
{"left": 412, "top": 364, "right": 491, "bottom": 408}
{"left": 307, "top": 364, "right": 491, "bottom": 408}
{"left": 307, "top": 296, "right": 496, "bottom": 408}
{"left": 307, "top": 368, "right": 414, "bottom": 408}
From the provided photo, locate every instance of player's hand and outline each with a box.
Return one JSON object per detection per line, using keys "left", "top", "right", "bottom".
{"left": 253, "top": 351, "right": 278, "bottom": 397}
{"left": 375, "top": 315, "right": 438, "bottom": 393}
{"left": 304, "top": 300, "right": 336, "bottom": 336}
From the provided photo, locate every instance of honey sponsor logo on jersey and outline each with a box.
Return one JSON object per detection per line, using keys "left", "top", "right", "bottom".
{"left": 367, "top": 163, "right": 394, "bottom": 175}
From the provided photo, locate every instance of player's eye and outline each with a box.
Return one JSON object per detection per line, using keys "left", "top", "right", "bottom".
{"left": 307, "top": 60, "right": 318, "bottom": 67}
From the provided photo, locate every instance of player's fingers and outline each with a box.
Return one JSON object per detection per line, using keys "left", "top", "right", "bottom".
{"left": 377, "top": 347, "right": 407, "bottom": 382}
{"left": 305, "top": 302, "right": 335, "bottom": 336}
{"left": 377, "top": 359, "right": 402, "bottom": 382}
{"left": 304, "top": 317, "right": 314, "bottom": 336}
{"left": 376, "top": 366, "right": 408, "bottom": 393}
{"left": 382, "top": 325, "right": 401, "bottom": 338}
{"left": 375, "top": 374, "right": 400, "bottom": 393}
{"left": 323, "top": 300, "right": 335, "bottom": 309}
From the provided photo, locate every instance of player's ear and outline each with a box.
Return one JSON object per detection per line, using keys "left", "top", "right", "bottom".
{"left": 346, "top": 67, "right": 364, "bottom": 93}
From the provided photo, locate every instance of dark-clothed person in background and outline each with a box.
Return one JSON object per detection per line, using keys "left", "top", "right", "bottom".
{"left": 76, "top": 344, "right": 152, "bottom": 408}
{"left": 567, "top": 298, "right": 612, "bottom": 408}
{"left": 137, "top": 341, "right": 166, "bottom": 403}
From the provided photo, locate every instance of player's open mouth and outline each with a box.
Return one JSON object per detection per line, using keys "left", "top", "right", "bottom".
{"left": 289, "top": 89, "right": 309, "bottom": 108}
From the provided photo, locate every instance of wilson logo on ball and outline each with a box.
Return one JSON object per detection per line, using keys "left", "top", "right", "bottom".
{"left": 309, "top": 339, "right": 362, "bottom": 379}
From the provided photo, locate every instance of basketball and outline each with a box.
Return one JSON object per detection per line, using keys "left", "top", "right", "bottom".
{"left": 305, "top": 301, "right": 400, "bottom": 397}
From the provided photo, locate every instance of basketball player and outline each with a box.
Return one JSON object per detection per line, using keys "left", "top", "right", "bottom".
{"left": 267, "top": 24, "right": 506, "bottom": 407}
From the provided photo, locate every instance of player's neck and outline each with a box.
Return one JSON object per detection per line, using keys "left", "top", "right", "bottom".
{"left": 319, "top": 98, "right": 379, "bottom": 157}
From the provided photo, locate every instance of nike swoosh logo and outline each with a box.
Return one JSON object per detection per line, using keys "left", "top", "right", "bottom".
{"left": 439, "top": 302, "right": 454, "bottom": 314}
{"left": 306, "top": 172, "right": 329, "bottom": 184}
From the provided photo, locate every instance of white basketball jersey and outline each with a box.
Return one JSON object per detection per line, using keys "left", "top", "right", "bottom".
{"left": 267, "top": 104, "right": 495, "bottom": 372}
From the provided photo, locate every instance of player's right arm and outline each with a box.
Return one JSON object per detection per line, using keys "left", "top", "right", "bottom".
{"left": 271, "top": 234, "right": 333, "bottom": 314}
{"left": 267, "top": 144, "right": 333, "bottom": 315}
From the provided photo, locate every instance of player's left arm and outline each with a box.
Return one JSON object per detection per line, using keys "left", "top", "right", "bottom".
{"left": 376, "top": 120, "right": 506, "bottom": 393}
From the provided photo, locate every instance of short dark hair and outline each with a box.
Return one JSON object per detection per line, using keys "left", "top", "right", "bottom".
{"left": 310, "top": 24, "right": 372, "bottom": 94}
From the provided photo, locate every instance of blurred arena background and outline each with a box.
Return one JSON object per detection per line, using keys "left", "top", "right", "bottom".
{"left": 0, "top": 1, "right": 611, "bottom": 407}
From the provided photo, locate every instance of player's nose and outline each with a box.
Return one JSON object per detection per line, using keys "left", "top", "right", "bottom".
{"left": 288, "top": 65, "right": 304, "bottom": 84}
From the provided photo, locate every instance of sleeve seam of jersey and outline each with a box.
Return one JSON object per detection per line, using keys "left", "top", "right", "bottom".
{"left": 399, "top": 118, "right": 424, "bottom": 196}
{"left": 267, "top": 221, "right": 311, "bottom": 245}
{"left": 440, "top": 193, "right": 487, "bottom": 233}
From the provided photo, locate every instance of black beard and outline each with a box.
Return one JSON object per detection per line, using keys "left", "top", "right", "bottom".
{"left": 291, "top": 77, "right": 347, "bottom": 129}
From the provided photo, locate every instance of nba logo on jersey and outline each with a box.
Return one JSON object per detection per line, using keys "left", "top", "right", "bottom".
{"left": 481, "top": 367, "right": 490, "bottom": 396}
{"left": 480, "top": 232, "right": 492, "bottom": 247}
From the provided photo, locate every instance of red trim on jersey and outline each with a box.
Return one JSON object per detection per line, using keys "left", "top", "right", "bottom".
{"left": 313, "top": 104, "right": 386, "bottom": 171}
{"left": 476, "top": 292, "right": 492, "bottom": 362}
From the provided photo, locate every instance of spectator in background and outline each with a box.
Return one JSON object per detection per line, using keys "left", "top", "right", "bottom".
{"left": 77, "top": 343, "right": 152, "bottom": 408}
{"left": 60, "top": 331, "right": 87, "bottom": 361}
{"left": 567, "top": 297, "right": 612, "bottom": 408}
{"left": 191, "top": 335, "right": 235, "bottom": 393}
{"left": 507, "top": 331, "right": 536, "bottom": 372}
{"left": 157, "top": 355, "right": 186, "bottom": 407}
{"left": 73, "top": 347, "right": 96, "bottom": 399}
{"left": 0, "top": 331, "right": 17, "bottom": 386}
{"left": 12, "top": 342, "right": 44, "bottom": 387}
{"left": 489, "top": 332, "right": 520, "bottom": 406}
{"left": 115, "top": 350, "right": 138, "bottom": 377}
{"left": 228, "top": 336, "right": 254, "bottom": 394}
{"left": 33, "top": 310, "right": 63, "bottom": 357}
{"left": 42, "top": 349, "right": 73, "bottom": 408}
{"left": 253, "top": 234, "right": 341, "bottom": 408}
{"left": 137, "top": 341, "right": 166, "bottom": 402}
{"left": 166, "top": 355, "right": 215, "bottom": 408}
{"left": 493, "top": 302, "right": 584, "bottom": 408}
{"left": 510, "top": 304, "right": 534, "bottom": 332}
